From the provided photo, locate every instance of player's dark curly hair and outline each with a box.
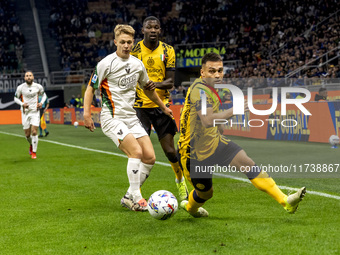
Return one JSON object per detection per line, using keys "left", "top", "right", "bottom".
{"left": 202, "top": 53, "right": 222, "bottom": 65}
{"left": 143, "top": 16, "right": 160, "bottom": 26}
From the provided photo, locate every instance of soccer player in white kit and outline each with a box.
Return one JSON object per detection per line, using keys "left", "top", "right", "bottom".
{"left": 14, "top": 71, "right": 47, "bottom": 159}
{"left": 83, "top": 25, "right": 173, "bottom": 211}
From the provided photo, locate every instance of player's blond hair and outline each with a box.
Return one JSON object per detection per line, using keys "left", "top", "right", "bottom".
{"left": 114, "top": 25, "right": 135, "bottom": 39}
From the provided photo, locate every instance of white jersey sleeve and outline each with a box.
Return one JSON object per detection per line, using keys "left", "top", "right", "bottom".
{"left": 38, "top": 84, "right": 44, "bottom": 95}
{"left": 14, "top": 85, "right": 23, "bottom": 106}
{"left": 14, "top": 84, "right": 22, "bottom": 100}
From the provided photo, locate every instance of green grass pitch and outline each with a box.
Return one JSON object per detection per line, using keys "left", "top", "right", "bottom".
{"left": 0, "top": 124, "right": 339, "bottom": 254}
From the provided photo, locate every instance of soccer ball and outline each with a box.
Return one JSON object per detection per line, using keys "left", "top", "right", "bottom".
{"left": 147, "top": 190, "right": 178, "bottom": 220}
{"left": 73, "top": 121, "right": 79, "bottom": 127}
{"left": 329, "top": 135, "right": 339, "bottom": 146}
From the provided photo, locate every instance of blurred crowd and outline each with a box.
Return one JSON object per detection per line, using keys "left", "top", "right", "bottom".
{"left": 1, "top": 0, "right": 339, "bottom": 85}
{"left": 47, "top": 0, "right": 339, "bottom": 85}
{"left": 0, "top": 0, "right": 25, "bottom": 74}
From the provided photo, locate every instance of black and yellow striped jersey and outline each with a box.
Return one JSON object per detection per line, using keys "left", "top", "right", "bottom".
{"left": 178, "top": 78, "right": 221, "bottom": 161}
{"left": 131, "top": 40, "right": 175, "bottom": 108}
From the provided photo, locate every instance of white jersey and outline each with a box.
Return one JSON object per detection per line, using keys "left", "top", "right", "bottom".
{"left": 14, "top": 82, "right": 44, "bottom": 113}
{"left": 89, "top": 52, "right": 149, "bottom": 119}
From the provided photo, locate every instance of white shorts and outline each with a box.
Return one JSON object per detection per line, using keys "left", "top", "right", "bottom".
{"left": 22, "top": 110, "right": 40, "bottom": 129}
{"left": 101, "top": 113, "right": 147, "bottom": 147}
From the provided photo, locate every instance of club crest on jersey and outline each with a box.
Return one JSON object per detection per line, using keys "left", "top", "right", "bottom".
{"left": 147, "top": 57, "right": 155, "bottom": 67}
{"left": 125, "top": 64, "right": 130, "bottom": 74}
{"left": 91, "top": 74, "right": 98, "bottom": 83}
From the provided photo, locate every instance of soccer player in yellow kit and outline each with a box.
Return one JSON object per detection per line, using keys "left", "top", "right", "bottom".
{"left": 131, "top": 16, "right": 189, "bottom": 201}
{"left": 178, "top": 52, "right": 306, "bottom": 217}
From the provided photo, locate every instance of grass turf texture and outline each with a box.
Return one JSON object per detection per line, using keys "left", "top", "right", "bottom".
{"left": 0, "top": 124, "right": 339, "bottom": 254}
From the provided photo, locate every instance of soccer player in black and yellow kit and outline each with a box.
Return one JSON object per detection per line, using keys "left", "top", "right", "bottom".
{"left": 178, "top": 52, "right": 306, "bottom": 217}
{"left": 131, "top": 16, "right": 189, "bottom": 200}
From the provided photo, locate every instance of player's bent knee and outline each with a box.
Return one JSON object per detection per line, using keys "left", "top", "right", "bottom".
{"left": 143, "top": 154, "right": 156, "bottom": 165}
{"left": 121, "top": 145, "right": 143, "bottom": 159}
{"left": 231, "top": 150, "right": 255, "bottom": 169}
{"left": 131, "top": 149, "right": 143, "bottom": 159}
{"left": 197, "top": 188, "right": 213, "bottom": 200}
{"left": 165, "top": 151, "right": 178, "bottom": 163}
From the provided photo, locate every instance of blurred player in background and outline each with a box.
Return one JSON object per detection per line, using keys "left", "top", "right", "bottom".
{"left": 38, "top": 92, "right": 49, "bottom": 137}
{"left": 14, "top": 71, "right": 46, "bottom": 159}
{"left": 131, "top": 16, "right": 189, "bottom": 201}
{"left": 178, "top": 53, "right": 306, "bottom": 217}
{"left": 83, "top": 25, "right": 173, "bottom": 212}
{"left": 314, "top": 87, "right": 328, "bottom": 101}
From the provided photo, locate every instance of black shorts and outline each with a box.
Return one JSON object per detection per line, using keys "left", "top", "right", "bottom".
{"left": 135, "top": 107, "right": 178, "bottom": 140}
{"left": 179, "top": 137, "right": 243, "bottom": 192}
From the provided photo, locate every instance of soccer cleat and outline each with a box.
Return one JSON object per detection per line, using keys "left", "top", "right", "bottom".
{"left": 135, "top": 198, "right": 148, "bottom": 212}
{"left": 121, "top": 195, "right": 135, "bottom": 210}
{"left": 284, "top": 187, "right": 306, "bottom": 214}
{"left": 176, "top": 177, "right": 189, "bottom": 201}
{"left": 29, "top": 145, "right": 33, "bottom": 155}
{"left": 45, "top": 131, "right": 49, "bottom": 137}
{"left": 31, "top": 152, "right": 37, "bottom": 159}
{"left": 180, "top": 200, "right": 209, "bottom": 218}
{"left": 120, "top": 196, "right": 148, "bottom": 212}
{"left": 38, "top": 134, "right": 43, "bottom": 138}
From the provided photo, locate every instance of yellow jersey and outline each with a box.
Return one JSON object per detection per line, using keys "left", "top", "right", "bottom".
{"left": 178, "top": 78, "right": 221, "bottom": 161}
{"left": 131, "top": 40, "right": 175, "bottom": 108}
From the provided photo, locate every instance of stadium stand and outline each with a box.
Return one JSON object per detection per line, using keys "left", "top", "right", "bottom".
{"left": 45, "top": 0, "right": 339, "bottom": 84}
{"left": 0, "top": 0, "right": 339, "bottom": 87}
{"left": 0, "top": 0, "right": 25, "bottom": 74}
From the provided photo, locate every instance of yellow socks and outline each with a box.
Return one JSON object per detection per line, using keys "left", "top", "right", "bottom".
{"left": 246, "top": 166, "right": 286, "bottom": 206}
{"left": 250, "top": 174, "right": 286, "bottom": 206}
{"left": 170, "top": 161, "right": 183, "bottom": 181}
{"left": 186, "top": 190, "right": 206, "bottom": 214}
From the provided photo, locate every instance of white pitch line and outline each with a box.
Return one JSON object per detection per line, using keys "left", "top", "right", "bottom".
{"left": 213, "top": 173, "right": 340, "bottom": 200}
{"left": 1, "top": 130, "right": 340, "bottom": 200}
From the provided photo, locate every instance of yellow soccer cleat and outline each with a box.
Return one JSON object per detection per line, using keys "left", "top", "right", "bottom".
{"left": 176, "top": 177, "right": 189, "bottom": 201}
{"left": 284, "top": 187, "right": 306, "bottom": 214}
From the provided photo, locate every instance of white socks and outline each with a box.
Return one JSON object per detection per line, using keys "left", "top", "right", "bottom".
{"left": 126, "top": 159, "right": 154, "bottom": 201}
{"left": 31, "top": 135, "right": 38, "bottom": 153}
{"left": 127, "top": 158, "right": 142, "bottom": 201}
{"left": 139, "top": 162, "right": 153, "bottom": 186}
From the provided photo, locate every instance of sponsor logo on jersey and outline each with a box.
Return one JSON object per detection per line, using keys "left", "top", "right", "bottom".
{"left": 118, "top": 74, "right": 137, "bottom": 89}
{"left": 146, "top": 68, "right": 163, "bottom": 74}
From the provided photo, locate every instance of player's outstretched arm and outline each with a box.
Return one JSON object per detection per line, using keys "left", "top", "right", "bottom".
{"left": 83, "top": 85, "right": 96, "bottom": 132}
